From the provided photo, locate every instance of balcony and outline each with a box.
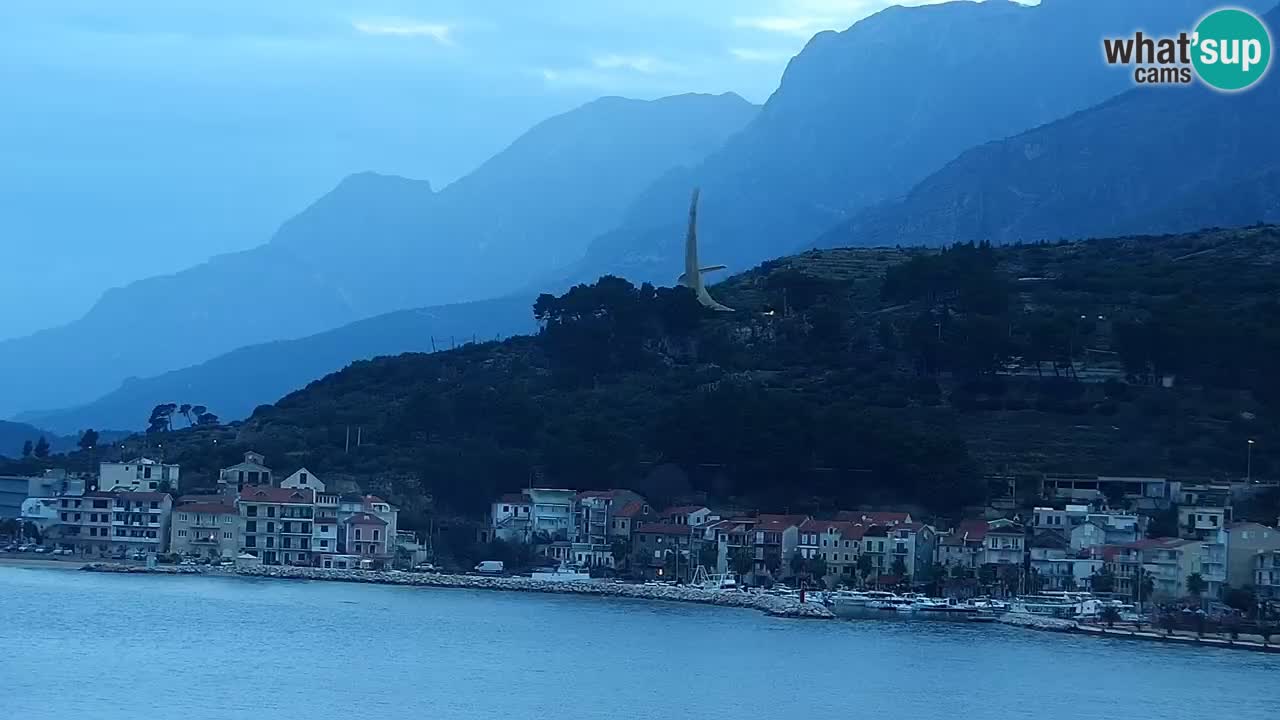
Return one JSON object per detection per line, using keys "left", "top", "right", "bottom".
{"left": 189, "top": 536, "right": 220, "bottom": 545}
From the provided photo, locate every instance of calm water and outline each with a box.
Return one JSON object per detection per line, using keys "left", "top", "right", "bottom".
{"left": 2, "top": 566, "right": 1276, "bottom": 720}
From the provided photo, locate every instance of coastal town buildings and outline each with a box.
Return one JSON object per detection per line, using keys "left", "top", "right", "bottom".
{"left": 219, "top": 451, "right": 273, "bottom": 491}
{"left": 170, "top": 501, "right": 238, "bottom": 559}
{"left": 1256, "top": 550, "right": 1280, "bottom": 599}
{"left": 98, "top": 458, "right": 180, "bottom": 492}
{"left": 238, "top": 486, "right": 314, "bottom": 566}
{"left": 106, "top": 491, "right": 173, "bottom": 556}
{"left": 281, "top": 468, "right": 324, "bottom": 492}
{"left": 1222, "top": 522, "right": 1280, "bottom": 588}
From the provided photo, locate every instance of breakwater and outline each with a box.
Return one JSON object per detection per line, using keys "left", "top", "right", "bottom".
{"left": 79, "top": 562, "right": 834, "bottom": 619}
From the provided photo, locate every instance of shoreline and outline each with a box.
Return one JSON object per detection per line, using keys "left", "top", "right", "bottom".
{"left": 76, "top": 562, "right": 836, "bottom": 619}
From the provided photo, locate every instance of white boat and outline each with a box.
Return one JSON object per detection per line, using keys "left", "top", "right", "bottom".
{"left": 530, "top": 564, "right": 593, "bottom": 583}
{"left": 1005, "top": 593, "right": 1103, "bottom": 619}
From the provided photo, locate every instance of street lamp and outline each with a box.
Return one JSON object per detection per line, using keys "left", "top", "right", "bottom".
{"left": 1247, "top": 439, "right": 1256, "bottom": 482}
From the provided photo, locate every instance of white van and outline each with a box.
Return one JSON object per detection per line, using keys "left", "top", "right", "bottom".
{"left": 474, "top": 560, "right": 505, "bottom": 574}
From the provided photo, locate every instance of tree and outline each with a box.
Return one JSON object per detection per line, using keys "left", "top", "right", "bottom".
{"left": 730, "top": 546, "right": 753, "bottom": 579}
{"left": 809, "top": 555, "right": 829, "bottom": 583}
{"left": 1091, "top": 568, "right": 1116, "bottom": 594}
{"left": 611, "top": 538, "right": 630, "bottom": 571}
{"left": 21, "top": 440, "right": 32, "bottom": 458}
{"left": 78, "top": 429, "right": 100, "bottom": 452}
{"left": 197, "top": 412, "right": 220, "bottom": 426}
{"left": 999, "top": 563, "right": 1021, "bottom": 595}
{"left": 856, "top": 554, "right": 875, "bottom": 587}
{"left": 978, "top": 563, "right": 997, "bottom": 587}
{"left": 789, "top": 551, "right": 806, "bottom": 578}
{"left": 33, "top": 436, "right": 50, "bottom": 459}
{"left": 697, "top": 543, "right": 718, "bottom": 571}
{"left": 1100, "top": 605, "right": 1121, "bottom": 629}
{"left": 1222, "top": 585, "right": 1258, "bottom": 615}
{"left": 1137, "top": 570, "right": 1155, "bottom": 606}
{"left": 179, "top": 404, "right": 193, "bottom": 426}
{"left": 950, "top": 562, "right": 968, "bottom": 580}
{"left": 147, "top": 403, "right": 177, "bottom": 433}
{"left": 891, "top": 556, "right": 908, "bottom": 579}
{"left": 1186, "top": 572, "right": 1207, "bottom": 598}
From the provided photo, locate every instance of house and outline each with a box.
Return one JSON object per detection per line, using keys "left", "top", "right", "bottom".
{"left": 836, "top": 510, "right": 912, "bottom": 527}
{"left": 1222, "top": 522, "right": 1280, "bottom": 588}
{"left": 170, "top": 502, "right": 238, "bottom": 559}
{"left": 978, "top": 519, "right": 1025, "bottom": 567}
{"left": 659, "top": 505, "right": 713, "bottom": 527}
{"left": 575, "top": 489, "right": 646, "bottom": 562}
{"left": 219, "top": 451, "right": 274, "bottom": 491}
{"left": 798, "top": 520, "right": 865, "bottom": 582}
{"left": 281, "top": 468, "right": 325, "bottom": 492}
{"left": 1175, "top": 482, "right": 1233, "bottom": 542}
{"left": 888, "top": 522, "right": 937, "bottom": 581}
{"left": 703, "top": 517, "right": 757, "bottom": 576}
{"left": 237, "top": 486, "right": 315, "bottom": 566}
{"left": 105, "top": 492, "right": 173, "bottom": 556}
{"left": 490, "top": 492, "right": 532, "bottom": 542}
{"left": 1256, "top": 550, "right": 1280, "bottom": 600}
{"left": 338, "top": 495, "right": 399, "bottom": 556}
{"left": 98, "top": 458, "right": 180, "bottom": 493}
{"left": 633, "top": 522, "right": 695, "bottom": 580}
{"left": 934, "top": 519, "right": 988, "bottom": 572}
{"left": 343, "top": 513, "right": 390, "bottom": 558}
{"left": 526, "top": 488, "right": 576, "bottom": 542}
{"left": 1069, "top": 519, "right": 1109, "bottom": 553}
{"left": 1029, "top": 532, "right": 1104, "bottom": 591}
{"left": 1042, "top": 474, "right": 1173, "bottom": 510}
{"left": 609, "top": 500, "right": 652, "bottom": 541}
{"left": 750, "top": 514, "right": 808, "bottom": 579}
{"left": 51, "top": 491, "right": 115, "bottom": 555}
{"left": 312, "top": 491, "right": 340, "bottom": 556}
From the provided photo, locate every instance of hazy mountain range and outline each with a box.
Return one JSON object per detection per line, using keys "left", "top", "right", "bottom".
{"left": 10, "top": 0, "right": 1278, "bottom": 435}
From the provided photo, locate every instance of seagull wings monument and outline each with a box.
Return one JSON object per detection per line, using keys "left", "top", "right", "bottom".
{"left": 678, "top": 188, "right": 733, "bottom": 312}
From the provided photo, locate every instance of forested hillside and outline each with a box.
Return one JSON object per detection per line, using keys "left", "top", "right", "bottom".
{"left": 35, "top": 225, "right": 1280, "bottom": 526}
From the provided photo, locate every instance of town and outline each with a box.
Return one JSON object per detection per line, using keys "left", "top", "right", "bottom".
{"left": 3, "top": 453, "right": 1279, "bottom": 621}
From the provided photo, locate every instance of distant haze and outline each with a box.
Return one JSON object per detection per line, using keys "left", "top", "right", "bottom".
{"left": 0, "top": 0, "right": 958, "bottom": 340}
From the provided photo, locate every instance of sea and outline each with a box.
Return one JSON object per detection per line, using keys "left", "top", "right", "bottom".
{"left": 1, "top": 565, "right": 1275, "bottom": 719}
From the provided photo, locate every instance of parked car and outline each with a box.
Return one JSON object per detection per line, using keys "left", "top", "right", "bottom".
{"left": 34, "top": 546, "right": 50, "bottom": 554}
{"left": 130, "top": 552, "right": 146, "bottom": 561}
{"left": 53, "top": 548, "right": 73, "bottom": 556}
{"left": 2, "top": 544, "right": 17, "bottom": 552}
{"left": 18, "top": 544, "right": 35, "bottom": 552}
{"left": 414, "top": 562, "right": 440, "bottom": 573}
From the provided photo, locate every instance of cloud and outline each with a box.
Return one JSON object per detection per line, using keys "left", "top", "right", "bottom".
{"left": 732, "top": 15, "right": 837, "bottom": 37}
{"left": 591, "top": 54, "right": 680, "bottom": 74}
{"left": 353, "top": 19, "right": 454, "bottom": 45}
{"left": 728, "top": 47, "right": 795, "bottom": 63}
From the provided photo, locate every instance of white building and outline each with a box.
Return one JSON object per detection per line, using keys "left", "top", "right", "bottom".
{"left": 170, "top": 501, "right": 239, "bottom": 559}
{"left": 526, "top": 488, "right": 576, "bottom": 542}
{"left": 99, "top": 458, "right": 180, "bottom": 492}
{"left": 106, "top": 492, "right": 173, "bottom": 555}
{"left": 281, "top": 468, "right": 325, "bottom": 492}
{"left": 218, "top": 451, "right": 273, "bottom": 490}
{"left": 313, "top": 491, "right": 340, "bottom": 555}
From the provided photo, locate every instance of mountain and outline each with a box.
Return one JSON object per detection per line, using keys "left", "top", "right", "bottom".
{"left": 111, "top": 224, "right": 1280, "bottom": 520}
{"left": 0, "top": 421, "right": 77, "bottom": 458}
{"left": 561, "top": 0, "right": 1273, "bottom": 288}
{"left": 20, "top": 296, "right": 535, "bottom": 434}
{"left": 0, "top": 92, "right": 758, "bottom": 419}
{"left": 815, "top": 8, "right": 1280, "bottom": 249}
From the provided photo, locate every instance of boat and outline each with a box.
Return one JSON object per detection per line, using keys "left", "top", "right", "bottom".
{"left": 530, "top": 564, "right": 593, "bottom": 583}
{"left": 1005, "top": 593, "right": 1103, "bottom": 620}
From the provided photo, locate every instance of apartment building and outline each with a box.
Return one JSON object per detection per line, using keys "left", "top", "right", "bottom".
{"left": 98, "top": 458, "right": 180, "bottom": 493}
{"left": 170, "top": 501, "right": 238, "bottom": 559}
{"left": 238, "top": 486, "right": 314, "bottom": 566}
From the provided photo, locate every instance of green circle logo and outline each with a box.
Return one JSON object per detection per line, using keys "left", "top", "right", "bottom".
{"left": 1192, "top": 8, "right": 1272, "bottom": 91}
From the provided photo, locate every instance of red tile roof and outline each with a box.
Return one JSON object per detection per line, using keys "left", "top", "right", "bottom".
{"left": 238, "top": 486, "right": 314, "bottom": 504}
{"left": 176, "top": 502, "right": 236, "bottom": 515}
{"left": 344, "top": 512, "right": 388, "bottom": 526}
{"left": 635, "top": 522, "right": 694, "bottom": 536}
{"left": 662, "top": 505, "right": 708, "bottom": 516}
{"left": 837, "top": 510, "right": 911, "bottom": 526}
{"left": 615, "top": 500, "right": 649, "bottom": 518}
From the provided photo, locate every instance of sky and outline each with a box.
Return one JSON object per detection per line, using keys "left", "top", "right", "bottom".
{"left": 0, "top": 0, "right": 954, "bottom": 341}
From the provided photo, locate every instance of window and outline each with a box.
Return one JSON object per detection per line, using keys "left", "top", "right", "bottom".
{"left": 503, "top": 505, "right": 510, "bottom": 513}
{"left": 283, "top": 537, "right": 292, "bottom": 549}
{"left": 299, "top": 472, "right": 308, "bottom": 483}
{"left": 246, "top": 521, "right": 257, "bottom": 533}
{"left": 223, "top": 515, "right": 232, "bottom": 524}
{"left": 178, "top": 530, "right": 187, "bottom": 537}
{"left": 266, "top": 522, "right": 275, "bottom": 533}
{"left": 267, "top": 506, "right": 275, "bottom": 518}
{"left": 150, "top": 501, "right": 158, "bottom": 510}
{"left": 61, "top": 500, "right": 69, "bottom": 508}
{"left": 373, "top": 530, "right": 380, "bottom": 542}
{"left": 246, "top": 536, "right": 257, "bottom": 548}
{"left": 223, "top": 531, "right": 232, "bottom": 539}
{"left": 355, "top": 528, "right": 363, "bottom": 540}
{"left": 266, "top": 537, "right": 275, "bottom": 548}
{"left": 60, "top": 513, "right": 68, "bottom": 521}
{"left": 246, "top": 505, "right": 258, "bottom": 517}
{"left": 320, "top": 539, "right": 329, "bottom": 549}
{"left": 320, "top": 525, "right": 329, "bottom": 533}
{"left": 148, "top": 482, "right": 157, "bottom": 490}
{"left": 179, "top": 513, "right": 188, "bottom": 522}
